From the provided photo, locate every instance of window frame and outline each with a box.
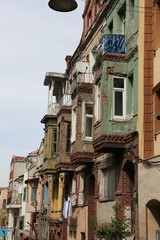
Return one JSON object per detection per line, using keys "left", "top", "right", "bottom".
{"left": 112, "top": 76, "right": 126, "bottom": 120}
{"left": 100, "top": 167, "right": 115, "bottom": 201}
{"left": 31, "top": 181, "right": 38, "bottom": 203}
{"left": 78, "top": 174, "right": 84, "bottom": 206}
{"left": 71, "top": 106, "right": 77, "bottom": 143}
{"left": 52, "top": 128, "right": 57, "bottom": 156}
{"left": 66, "top": 124, "right": 71, "bottom": 152}
{"left": 85, "top": 104, "right": 93, "bottom": 139}
{"left": 96, "top": 81, "right": 101, "bottom": 121}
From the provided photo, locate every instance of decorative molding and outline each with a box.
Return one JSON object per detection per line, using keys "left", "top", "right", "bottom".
{"left": 70, "top": 152, "right": 95, "bottom": 163}
{"left": 102, "top": 46, "right": 138, "bottom": 63}
{"left": 71, "top": 82, "right": 93, "bottom": 100}
{"left": 93, "top": 132, "right": 138, "bottom": 152}
{"left": 57, "top": 108, "right": 71, "bottom": 118}
{"left": 55, "top": 161, "right": 76, "bottom": 172}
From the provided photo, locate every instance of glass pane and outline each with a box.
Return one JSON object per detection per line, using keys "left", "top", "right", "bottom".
{"left": 53, "top": 129, "right": 57, "bottom": 142}
{"left": 104, "top": 170, "right": 108, "bottom": 198}
{"left": 86, "top": 106, "right": 93, "bottom": 114}
{"left": 114, "top": 78, "right": 124, "bottom": 88}
{"left": 85, "top": 117, "right": 92, "bottom": 137}
{"left": 115, "top": 91, "right": 123, "bottom": 116}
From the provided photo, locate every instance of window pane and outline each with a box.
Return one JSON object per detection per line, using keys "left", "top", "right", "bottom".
{"left": 114, "top": 78, "right": 124, "bottom": 88}
{"left": 115, "top": 91, "right": 123, "bottom": 116}
{"left": 53, "top": 129, "right": 57, "bottom": 142}
{"left": 86, "top": 117, "right": 92, "bottom": 137}
{"left": 108, "top": 168, "right": 115, "bottom": 199}
{"left": 104, "top": 170, "right": 108, "bottom": 198}
{"left": 86, "top": 106, "right": 93, "bottom": 114}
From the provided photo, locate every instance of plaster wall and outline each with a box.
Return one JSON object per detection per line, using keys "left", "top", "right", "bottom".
{"left": 96, "top": 0, "right": 139, "bottom": 137}
{"left": 68, "top": 206, "right": 88, "bottom": 240}
{"left": 57, "top": 111, "right": 71, "bottom": 163}
{"left": 71, "top": 92, "right": 94, "bottom": 153}
{"left": 13, "top": 162, "right": 25, "bottom": 181}
{"left": 0, "top": 188, "right": 7, "bottom": 209}
{"left": 138, "top": 162, "right": 160, "bottom": 240}
{"left": 97, "top": 200, "right": 115, "bottom": 225}
{"left": 137, "top": 0, "right": 144, "bottom": 159}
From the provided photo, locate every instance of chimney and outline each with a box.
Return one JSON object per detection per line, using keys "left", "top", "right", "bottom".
{"left": 65, "top": 55, "right": 72, "bottom": 69}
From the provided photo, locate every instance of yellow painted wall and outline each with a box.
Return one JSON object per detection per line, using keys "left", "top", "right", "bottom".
{"left": 137, "top": 0, "right": 145, "bottom": 160}
{"left": 67, "top": 207, "right": 88, "bottom": 240}
{"left": 50, "top": 173, "right": 64, "bottom": 220}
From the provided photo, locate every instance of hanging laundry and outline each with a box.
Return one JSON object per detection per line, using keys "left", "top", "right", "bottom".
{"left": 63, "top": 195, "right": 77, "bottom": 218}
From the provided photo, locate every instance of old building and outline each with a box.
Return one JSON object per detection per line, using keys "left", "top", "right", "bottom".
{"left": 0, "top": 187, "right": 8, "bottom": 210}
{"left": 23, "top": 150, "right": 39, "bottom": 239}
{"left": 50, "top": 0, "right": 139, "bottom": 240}
{"left": 7, "top": 155, "right": 25, "bottom": 240}
{"left": 38, "top": 0, "right": 140, "bottom": 240}
{"left": 137, "top": 0, "right": 160, "bottom": 239}
{"left": 40, "top": 72, "right": 72, "bottom": 240}
{"left": 92, "top": 0, "right": 139, "bottom": 238}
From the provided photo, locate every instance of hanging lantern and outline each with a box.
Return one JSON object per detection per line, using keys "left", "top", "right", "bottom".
{"left": 48, "top": 0, "right": 78, "bottom": 12}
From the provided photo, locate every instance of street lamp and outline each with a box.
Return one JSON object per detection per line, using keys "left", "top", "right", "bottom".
{"left": 48, "top": 0, "right": 78, "bottom": 12}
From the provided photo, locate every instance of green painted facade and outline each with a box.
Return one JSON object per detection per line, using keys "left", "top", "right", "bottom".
{"left": 101, "top": 0, "right": 139, "bottom": 135}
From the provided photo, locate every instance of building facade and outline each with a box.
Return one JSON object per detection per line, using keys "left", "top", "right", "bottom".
{"left": 7, "top": 156, "right": 25, "bottom": 240}
{"left": 138, "top": 0, "right": 160, "bottom": 239}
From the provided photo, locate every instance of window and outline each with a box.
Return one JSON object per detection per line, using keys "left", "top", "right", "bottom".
{"left": 96, "top": 82, "right": 101, "bottom": 121}
{"left": 119, "top": 4, "right": 126, "bottom": 35}
{"left": 23, "top": 187, "right": 26, "bottom": 202}
{"left": 96, "top": 0, "right": 100, "bottom": 14}
{"left": 122, "top": 11, "right": 126, "bottom": 35}
{"left": 78, "top": 175, "right": 84, "bottom": 205}
{"left": 52, "top": 128, "right": 57, "bottom": 155}
{"left": 45, "top": 182, "right": 48, "bottom": 205}
{"left": 88, "top": 10, "right": 92, "bottom": 27}
{"left": 3, "top": 199, "right": 6, "bottom": 209}
{"left": 128, "top": 73, "right": 133, "bottom": 116}
{"left": 66, "top": 124, "right": 71, "bottom": 152}
{"left": 81, "top": 232, "right": 85, "bottom": 240}
{"left": 155, "top": 87, "right": 160, "bottom": 133}
{"left": 113, "top": 77, "right": 126, "bottom": 119}
{"left": 108, "top": 21, "right": 113, "bottom": 34}
{"left": 58, "top": 123, "right": 61, "bottom": 152}
{"left": 71, "top": 107, "right": 76, "bottom": 143}
{"left": 31, "top": 182, "right": 38, "bottom": 202}
{"left": 100, "top": 167, "right": 115, "bottom": 200}
{"left": 85, "top": 105, "right": 93, "bottom": 138}
{"left": 70, "top": 231, "right": 72, "bottom": 240}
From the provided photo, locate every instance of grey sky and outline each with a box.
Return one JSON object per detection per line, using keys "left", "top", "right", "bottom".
{"left": 0, "top": 0, "right": 85, "bottom": 186}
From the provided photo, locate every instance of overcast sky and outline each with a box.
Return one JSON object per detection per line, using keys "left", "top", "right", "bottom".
{"left": 0, "top": 0, "right": 85, "bottom": 186}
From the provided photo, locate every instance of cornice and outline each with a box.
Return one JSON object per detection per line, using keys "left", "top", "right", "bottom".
{"left": 71, "top": 82, "right": 93, "bottom": 100}
{"left": 70, "top": 152, "right": 95, "bottom": 164}
{"left": 57, "top": 108, "right": 71, "bottom": 118}
{"left": 93, "top": 132, "right": 138, "bottom": 152}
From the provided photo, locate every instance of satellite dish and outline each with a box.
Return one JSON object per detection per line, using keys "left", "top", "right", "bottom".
{"left": 76, "top": 61, "right": 89, "bottom": 73}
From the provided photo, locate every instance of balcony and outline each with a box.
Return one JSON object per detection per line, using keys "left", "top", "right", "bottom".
{"left": 59, "top": 94, "right": 72, "bottom": 108}
{"left": 104, "top": 34, "right": 126, "bottom": 54}
{"left": 7, "top": 196, "right": 22, "bottom": 209}
{"left": 48, "top": 103, "right": 59, "bottom": 115}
